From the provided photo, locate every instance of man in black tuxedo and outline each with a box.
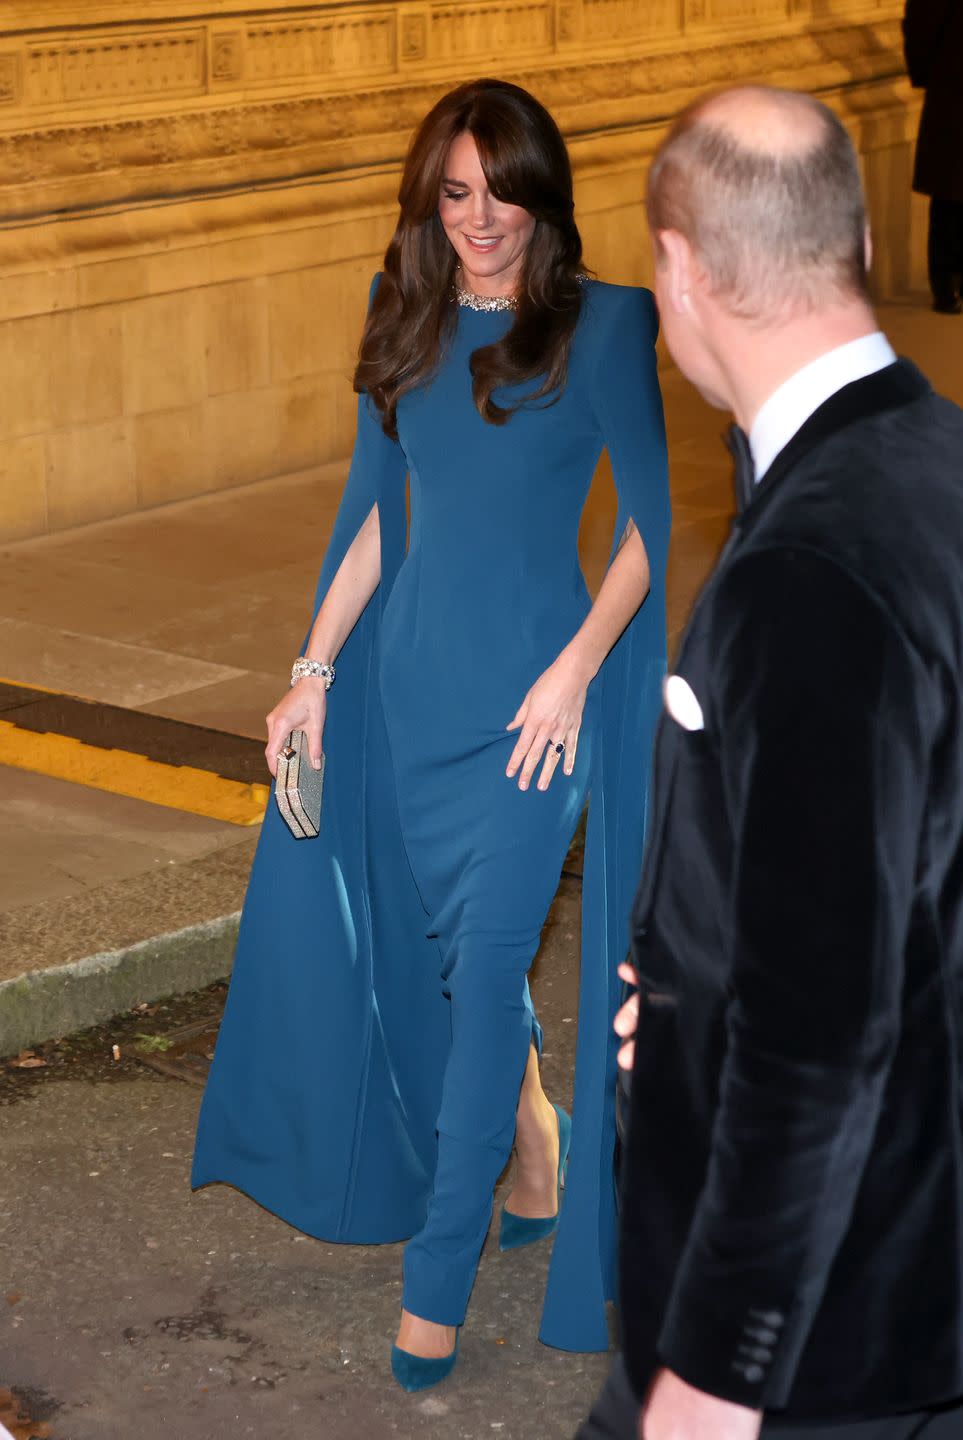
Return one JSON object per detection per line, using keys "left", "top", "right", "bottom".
{"left": 576, "top": 86, "right": 963, "bottom": 1440}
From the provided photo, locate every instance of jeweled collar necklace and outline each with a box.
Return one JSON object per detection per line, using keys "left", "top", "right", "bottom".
{"left": 454, "top": 275, "right": 518, "bottom": 312}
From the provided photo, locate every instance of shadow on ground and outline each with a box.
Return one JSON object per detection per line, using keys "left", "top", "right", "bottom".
{"left": 0, "top": 870, "right": 613, "bottom": 1440}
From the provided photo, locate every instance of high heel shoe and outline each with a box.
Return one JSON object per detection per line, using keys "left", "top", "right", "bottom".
{"left": 499, "top": 1103, "right": 572, "bottom": 1252}
{"left": 391, "top": 1332, "right": 460, "bottom": 1393}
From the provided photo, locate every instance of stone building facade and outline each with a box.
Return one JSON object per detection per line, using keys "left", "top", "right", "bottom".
{"left": 0, "top": 0, "right": 923, "bottom": 541}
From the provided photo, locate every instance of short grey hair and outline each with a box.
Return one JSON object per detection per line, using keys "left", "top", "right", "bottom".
{"left": 647, "top": 87, "right": 869, "bottom": 318}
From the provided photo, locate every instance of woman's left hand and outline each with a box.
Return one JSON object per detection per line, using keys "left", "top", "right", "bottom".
{"left": 506, "top": 648, "right": 592, "bottom": 791}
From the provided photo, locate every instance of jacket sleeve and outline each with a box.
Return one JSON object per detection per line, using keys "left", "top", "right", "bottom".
{"left": 902, "top": 0, "right": 951, "bottom": 88}
{"left": 656, "top": 545, "right": 936, "bottom": 1410}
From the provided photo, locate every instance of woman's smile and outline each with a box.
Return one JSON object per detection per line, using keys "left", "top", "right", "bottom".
{"left": 465, "top": 235, "right": 502, "bottom": 251}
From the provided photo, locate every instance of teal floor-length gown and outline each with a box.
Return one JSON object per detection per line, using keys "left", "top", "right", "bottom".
{"left": 192, "top": 275, "right": 670, "bottom": 1350}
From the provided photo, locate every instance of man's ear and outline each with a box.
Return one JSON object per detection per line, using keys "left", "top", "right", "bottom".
{"left": 656, "top": 229, "right": 697, "bottom": 315}
{"left": 863, "top": 223, "right": 874, "bottom": 276}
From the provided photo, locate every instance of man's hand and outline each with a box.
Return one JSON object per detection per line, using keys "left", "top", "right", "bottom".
{"left": 615, "top": 962, "right": 640, "bottom": 1070}
{"left": 641, "top": 1369, "right": 762, "bottom": 1440}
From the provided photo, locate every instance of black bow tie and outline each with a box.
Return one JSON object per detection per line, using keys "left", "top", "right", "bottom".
{"left": 725, "top": 424, "right": 755, "bottom": 514}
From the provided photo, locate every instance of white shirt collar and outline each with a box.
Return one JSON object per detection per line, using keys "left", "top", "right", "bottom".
{"left": 749, "top": 332, "right": 897, "bottom": 482}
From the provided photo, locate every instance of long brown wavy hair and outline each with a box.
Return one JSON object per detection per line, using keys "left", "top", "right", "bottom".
{"left": 354, "top": 78, "right": 585, "bottom": 437}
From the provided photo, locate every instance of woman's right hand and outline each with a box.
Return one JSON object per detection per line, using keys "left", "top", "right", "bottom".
{"left": 264, "top": 678, "right": 328, "bottom": 778}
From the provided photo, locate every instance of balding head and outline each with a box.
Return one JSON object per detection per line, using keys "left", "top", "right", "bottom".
{"left": 699, "top": 85, "right": 829, "bottom": 153}
{"left": 648, "top": 86, "right": 869, "bottom": 318}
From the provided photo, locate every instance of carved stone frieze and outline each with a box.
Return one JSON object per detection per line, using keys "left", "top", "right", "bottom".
{"left": 399, "top": 9, "right": 430, "bottom": 62}
{"left": 0, "top": 4, "right": 906, "bottom": 228}
{"left": 583, "top": 0, "right": 681, "bottom": 44}
{"left": 0, "top": 54, "right": 20, "bottom": 105}
{"left": 244, "top": 14, "right": 398, "bottom": 84}
{"left": 210, "top": 32, "right": 244, "bottom": 85}
{"left": 22, "top": 31, "right": 207, "bottom": 109}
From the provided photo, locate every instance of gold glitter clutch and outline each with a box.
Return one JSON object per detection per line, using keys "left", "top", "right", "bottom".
{"left": 274, "top": 729, "right": 324, "bottom": 839}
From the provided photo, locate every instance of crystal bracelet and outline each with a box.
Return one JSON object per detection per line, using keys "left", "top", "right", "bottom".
{"left": 291, "top": 657, "right": 336, "bottom": 690}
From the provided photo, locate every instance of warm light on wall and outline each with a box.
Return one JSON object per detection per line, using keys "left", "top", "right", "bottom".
{"left": 0, "top": 0, "right": 921, "bottom": 542}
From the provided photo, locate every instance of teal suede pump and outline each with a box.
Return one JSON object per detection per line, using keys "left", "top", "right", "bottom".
{"left": 391, "top": 1332, "right": 460, "bottom": 1393}
{"left": 499, "top": 1104, "right": 572, "bottom": 1252}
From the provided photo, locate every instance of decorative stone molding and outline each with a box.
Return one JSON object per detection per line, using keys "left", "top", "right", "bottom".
{"left": 0, "top": 8, "right": 906, "bottom": 229}
{"left": 0, "top": 53, "right": 21, "bottom": 106}
{"left": 399, "top": 8, "right": 430, "bottom": 62}
{"left": 21, "top": 30, "right": 207, "bottom": 108}
{"left": 210, "top": 31, "right": 244, "bottom": 85}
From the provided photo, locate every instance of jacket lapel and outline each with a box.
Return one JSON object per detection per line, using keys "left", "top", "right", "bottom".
{"left": 633, "top": 359, "right": 932, "bottom": 927}
{"left": 739, "top": 359, "right": 931, "bottom": 528}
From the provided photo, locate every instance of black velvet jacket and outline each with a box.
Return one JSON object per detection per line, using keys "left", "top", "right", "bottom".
{"left": 620, "top": 361, "right": 963, "bottom": 1423}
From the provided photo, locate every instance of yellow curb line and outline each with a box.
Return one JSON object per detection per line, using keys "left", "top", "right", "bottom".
{"left": 0, "top": 720, "right": 269, "bottom": 827}
{"left": 0, "top": 674, "right": 66, "bottom": 697}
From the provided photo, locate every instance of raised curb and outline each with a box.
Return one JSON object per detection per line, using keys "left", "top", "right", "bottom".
{"left": 0, "top": 913, "right": 238, "bottom": 1058}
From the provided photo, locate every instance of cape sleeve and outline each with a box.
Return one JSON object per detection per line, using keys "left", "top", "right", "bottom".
{"left": 541, "top": 285, "right": 671, "bottom": 1350}
{"left": 192, "top": 274, "right": 450, "bottom": 1241}
{"left": 311, "top": 278, "right": 408, "bottom": 608}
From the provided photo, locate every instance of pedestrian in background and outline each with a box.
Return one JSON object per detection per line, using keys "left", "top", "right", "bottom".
{"left": 904, "top": 0, "right": 963, "bottom": 314}
{"left": 578, "top": 83, "right": 963, "bottom": 1439}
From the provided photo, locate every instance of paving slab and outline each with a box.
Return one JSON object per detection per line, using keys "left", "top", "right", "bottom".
{"left": 0, "top": 829, "right": 253, "bottom": 1055}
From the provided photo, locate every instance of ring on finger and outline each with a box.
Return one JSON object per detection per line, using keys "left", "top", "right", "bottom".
{"left": 547, "top": 738, "right": 565, "bottom": 756}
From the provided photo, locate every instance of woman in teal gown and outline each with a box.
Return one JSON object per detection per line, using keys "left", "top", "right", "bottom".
{"left": 192, "top": 77, "right": 670, "bottom": 1385}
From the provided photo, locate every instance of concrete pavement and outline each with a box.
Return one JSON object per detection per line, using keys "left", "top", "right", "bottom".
{"left": 1, "top": 877, "right": 609, "bottom": 1440}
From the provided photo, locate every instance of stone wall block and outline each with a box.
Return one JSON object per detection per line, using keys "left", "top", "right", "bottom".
{"left": 122, "top": 290, "right": 207, "bottom": 415}
{"left": 205, "top": 277, "right": 271, "bottom": 397}
{"left": 77, "top": 259, "right": 151, "bottom": 312}
{"left": 45, "top": 419, "right": 136, "bottom": 531}
{"left": 267, "top": 268, "right": 326, "bottom": 384}
{"left": 0, "top": 314, "right": 53, "bottom": 442}
{"left": 0, "top": 268, "right": 78, "bottom": 326}
{"left": 134, "top": 404, "right": 209, "bottom": 509}
{"left": 580, "top": 195, "right": 653, "bottom": 288}
{"left": 143, "top": 245, "right": 214, "bottom": 298}
{"left": 277, "top": 376, "right": 328, "bottom": 475}
{"left": 50, "top": 307, "right": 125, "bottom": 428}
{"left": 268, "top": 266, "right": 363, "bottom": 383}
{"left": 278, "top": 371, "right": 357, "bottom": 475}
{"left": 319, "top": 259, "right": 379, "bottom": 374}
{"left": 205, "top": 388, "right": 281, "bottom": 490}
{"left": 205, "top": 236, "right": 285, "bottom": 290}
{"left": 0, "top": 435, "right": 47, "bottom": 542}
{"left": 310, "top": 220, "right": 395, "bottom": 275}
{"left": 330, "top": 379, "right": 362, "bottom": 464}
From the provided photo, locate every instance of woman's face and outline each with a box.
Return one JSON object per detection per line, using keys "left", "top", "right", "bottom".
{"left": 438, "top": 131, "right": 536, "bottom": 296}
